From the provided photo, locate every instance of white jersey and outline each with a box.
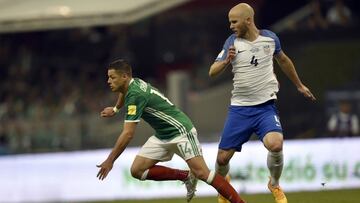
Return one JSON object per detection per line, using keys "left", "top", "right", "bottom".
{"left": 216, "top": 29, "right": 281, "bottom": 106}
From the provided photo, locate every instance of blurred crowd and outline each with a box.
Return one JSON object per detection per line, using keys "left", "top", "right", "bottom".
{"left": 0, "top": 29, "right": 115, "bottom": 154}
{"left": 327, "top": 100, "right": 359, "bottom": 137}
{"left": 302, "top": 0, "right": 354, "bottom": 30}
{"left": 0, "top": 2, "right": 235, "bottom": 154}
{"left": 0, "top": 0, "right": 359, "bottom": 155}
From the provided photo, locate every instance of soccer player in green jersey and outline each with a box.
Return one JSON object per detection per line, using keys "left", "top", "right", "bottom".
{"left": 96, "top": 59, "right": 245, "bottom": 203}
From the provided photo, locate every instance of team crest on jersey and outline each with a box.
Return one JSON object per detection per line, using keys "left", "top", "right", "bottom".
{"left": 263, "top": 45, "right": 270, "bottom": 55}
{"left": 250, "top": 47, "right": 260, "bottom": 53}
{"left": 128, "top": 105, "right": 137, "bottom": 115}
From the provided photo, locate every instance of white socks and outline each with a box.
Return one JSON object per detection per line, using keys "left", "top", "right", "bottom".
{"left": 140, "top": 169, "right": 149, "bottom": 181}
{"left": 206, "top": 170, "right": 216, "bottom": 184}
{"left": 267, "top": 150, "right": 283, "bottom": 186}
{"left": 215, "top": 162, "right": 230, "bottom": 177}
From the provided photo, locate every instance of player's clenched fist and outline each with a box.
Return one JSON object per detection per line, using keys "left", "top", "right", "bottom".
{"left": 100, "top": 107, "right": 116, "bottom": 117}
{"left": 225, "top": 45, "right": 236, "bottom": 63}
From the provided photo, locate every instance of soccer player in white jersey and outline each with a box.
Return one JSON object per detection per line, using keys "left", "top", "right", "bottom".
{"left": 209, "top": 3, "right": 316, "bottom": 203}
{"left": 97, "top": 59, "right": 246, "bottom": 203}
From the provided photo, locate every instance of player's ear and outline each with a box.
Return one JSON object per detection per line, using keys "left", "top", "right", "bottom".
{"left": 245, "top": 17, "right": 251, "bottom": 25}
{"left": 122, "top": 72, "right": 130, "bottom": 79}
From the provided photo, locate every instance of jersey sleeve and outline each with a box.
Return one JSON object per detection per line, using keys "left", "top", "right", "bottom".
{"left": 124, "top": 92, "right": 148, "bottom": 122}
{"left": 261, "top": 29, "right": 282, "bottom": 55}
{"left": 215, "top": 34, "right": 236, "bottom": 61}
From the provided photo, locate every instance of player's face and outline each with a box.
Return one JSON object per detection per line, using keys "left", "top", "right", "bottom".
{"left": 107, "top": 69, "right": 127, "bottom": 92}
{"left": 229, "top": 13, "right": 248, "bottom": 38}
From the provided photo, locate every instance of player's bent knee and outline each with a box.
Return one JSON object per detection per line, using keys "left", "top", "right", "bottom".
{"left": 130, "top": 166, "right": 143, "bottom": 180}
{"left": 192, "top": 169, "right": 210, "bottom": 181}
{"left": 216, "top": 157, "right": 230, "bottom": 166}
{"left": 216, "top": 150, "right": 233, "bottom": 166}
{"left": 267, "top": 141, "right": 283, "bottom": 152}
{"left": 264, "top": 132, "right": 283, "bottom": 152}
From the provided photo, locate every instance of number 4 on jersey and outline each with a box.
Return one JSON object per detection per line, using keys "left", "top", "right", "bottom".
{"left": 250, "top": 55, "right": 258, "bottom": 66}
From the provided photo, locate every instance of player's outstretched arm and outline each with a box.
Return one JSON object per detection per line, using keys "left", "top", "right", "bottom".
{"left": 96, "top": 122, "right": 137, "bottom": 180}
{"left": 275, "top": 51, "right": 316, "bottom": 101}
{"left": 100, "top": 92, "right": 125, "bottom": 117}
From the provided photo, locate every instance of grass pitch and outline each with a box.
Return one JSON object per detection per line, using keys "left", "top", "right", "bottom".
{"left": 90, "top": 188, "right": 360, "bottom": 203}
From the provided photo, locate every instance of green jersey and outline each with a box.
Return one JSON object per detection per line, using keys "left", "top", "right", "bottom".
{"left": 124, "top": 78, "right": 194, "bottom": 140}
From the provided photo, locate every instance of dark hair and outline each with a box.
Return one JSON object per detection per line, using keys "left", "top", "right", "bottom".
{"left": 108, "top": 59, "right": 132, "bottom": 76}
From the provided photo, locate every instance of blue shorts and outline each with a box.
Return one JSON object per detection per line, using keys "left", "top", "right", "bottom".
{"left": 219, "top": 100, "right": 283, "bottom": 151}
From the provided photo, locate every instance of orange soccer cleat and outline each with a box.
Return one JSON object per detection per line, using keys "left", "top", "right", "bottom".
{"left": 268, "top": 177, "right": 288, "bottom": 203}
